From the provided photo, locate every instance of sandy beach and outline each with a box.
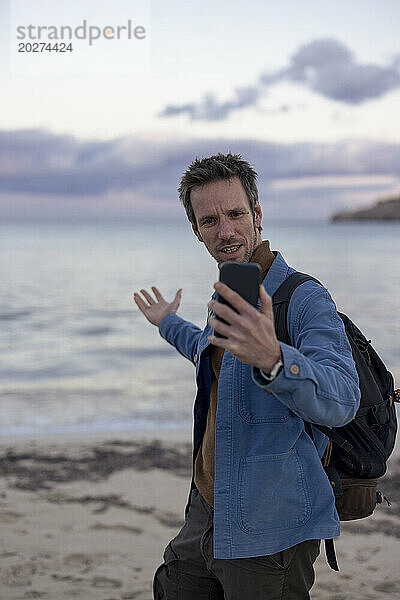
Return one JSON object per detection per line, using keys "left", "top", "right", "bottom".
{"left": 0, "top": 430, "right": 399, "bottom": 600}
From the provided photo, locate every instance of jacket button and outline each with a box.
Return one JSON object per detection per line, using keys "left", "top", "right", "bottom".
{"left": 290, "top": 364, "right": 300, "bottom": 375}
{"left": 194, "top": 353, "right": 198, "bottom": 364}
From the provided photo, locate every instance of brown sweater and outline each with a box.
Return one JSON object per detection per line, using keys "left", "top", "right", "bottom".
{"left": 194, "top": 240, "right": 276, "bottom": 506}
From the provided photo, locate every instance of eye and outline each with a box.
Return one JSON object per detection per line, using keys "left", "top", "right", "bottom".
{"left": 231, "top": 211, "right": 244, "bottom": 217}
{"left": 202, "top": 217, "right": 215, "bottom": 226}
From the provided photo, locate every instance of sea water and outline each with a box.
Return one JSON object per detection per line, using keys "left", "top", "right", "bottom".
{"left": 0, "top": 220, "right": 399, "bottom": 437}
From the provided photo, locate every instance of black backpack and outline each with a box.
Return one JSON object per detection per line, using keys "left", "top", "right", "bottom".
{"left": 272, "top": 272, "right": 399, "bottom": 571}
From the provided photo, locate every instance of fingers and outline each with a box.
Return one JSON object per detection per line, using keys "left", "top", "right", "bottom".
{"left": 171, "top": 288, "right": 183, "bottom": 311}
{"left": 133, "top": 292, "right": 149, "bottom": 314}
{"left": 132, "top": 288, "right": 155, "bottom": 312}
{"left": 208, "top": 315, "right": 234, "bottom": 338}
{"left": 140, "top": 289, "right": 156, "bottom": 305}
{"left": 213, "top": 282, "right": 256, "bottom": 316}
{"left": 207, "top": 333, "right": 229, "bottom": 349}
{"left": 133, "top": 286, "right": 182, "bottom": 313}
{"left": 208, "top": 299, "right": 242, "bottom": 328}
{"left": 152, "top": 286, "right": 164, "bottom": 302}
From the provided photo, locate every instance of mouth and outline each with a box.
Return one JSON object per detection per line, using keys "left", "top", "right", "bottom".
{"left": 219, "top": 244, "right": 242, "bottom": 256}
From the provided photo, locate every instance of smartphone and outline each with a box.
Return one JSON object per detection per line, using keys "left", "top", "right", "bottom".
{"left": 214, "top": 262, "right": 261, "bottom": 338}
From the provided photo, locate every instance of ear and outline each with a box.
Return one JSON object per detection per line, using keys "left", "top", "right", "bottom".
{"left": 192, "top": 222, "right": 204, "bottom": 243}
{"left": 254, "top": 202, "right": 262, "bottom": 229}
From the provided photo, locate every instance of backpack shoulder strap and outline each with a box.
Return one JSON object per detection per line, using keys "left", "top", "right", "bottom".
{"left": 272, "top": 271, "right": 322, "bottom": 344}
{"left": 272, "top": 271, "right": 341, "bottom": 572}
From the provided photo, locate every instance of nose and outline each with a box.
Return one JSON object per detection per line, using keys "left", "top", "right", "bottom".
{"left": 217, "top": 217, "right": 235, "bottom": 239}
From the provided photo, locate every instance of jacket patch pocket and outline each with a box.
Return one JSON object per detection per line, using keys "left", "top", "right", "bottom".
{"left": 238, "top": 365, "right": 290, "bottom": 423}
{"left": 238, "top": 448, "right": 311, "bottom": 534}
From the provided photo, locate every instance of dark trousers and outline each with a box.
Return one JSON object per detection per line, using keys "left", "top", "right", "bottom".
{"left": 153, "top": 488, "right": 321, "bottom": 600}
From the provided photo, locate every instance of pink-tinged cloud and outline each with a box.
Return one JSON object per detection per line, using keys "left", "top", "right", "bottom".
{"left": 1, "top": 128, "right": 400, "bottom": 221}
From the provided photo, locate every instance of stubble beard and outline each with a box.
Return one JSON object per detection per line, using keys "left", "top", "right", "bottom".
{"left": 216, "top": 225, "right": 259, "bottom": 265}
{"left": 242, "top": 227, "right": 259, "bottom": 262}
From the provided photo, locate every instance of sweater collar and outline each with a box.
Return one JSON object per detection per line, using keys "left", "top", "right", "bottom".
{"left": 249, "top": 239, "right": 275, "bottom": 281}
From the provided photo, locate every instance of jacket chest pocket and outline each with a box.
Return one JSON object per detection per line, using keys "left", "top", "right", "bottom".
{"left": 238, "top": 364, "right": 291, "bottom": 424}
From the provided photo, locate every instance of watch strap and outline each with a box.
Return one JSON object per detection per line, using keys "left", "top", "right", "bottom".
{"left": 260, "top": 357, "right": 283, "bottom": 382}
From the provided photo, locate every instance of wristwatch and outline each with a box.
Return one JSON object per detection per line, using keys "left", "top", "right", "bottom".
{"left": 260, "top": 357, "right": 284, "bottom": 382}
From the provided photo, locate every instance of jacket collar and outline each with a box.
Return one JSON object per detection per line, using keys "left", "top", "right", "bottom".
{"left": 262, "top": 251, "right": 292, "bottom": 298}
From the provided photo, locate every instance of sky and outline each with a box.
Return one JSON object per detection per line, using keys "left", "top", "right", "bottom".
{"left": 1, "top": 0, "right": 400, "bottom": 221}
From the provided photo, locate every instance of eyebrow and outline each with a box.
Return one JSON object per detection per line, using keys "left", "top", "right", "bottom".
{"left": 199, "top": 207, "right": 248, "bottom": 225}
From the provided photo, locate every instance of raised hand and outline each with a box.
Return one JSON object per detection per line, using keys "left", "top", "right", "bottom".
{"left": 133, "top": 286, "right": 182, "bottom": 327}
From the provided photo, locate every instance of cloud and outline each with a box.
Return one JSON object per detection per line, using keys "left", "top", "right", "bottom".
{"left": 159, "top": 38, "right": 400, "bottom": 121}
{"left": 1, "top": 129, "right": 400, "bottom": 204}
{"left": 285, "top": 39, "right": 400, "bottom": 104}
{"left": 1, "top": 128, "right": 400, "bottom": 223}
{"left": 161, "top": 86, "right": 264, "bottom": 121}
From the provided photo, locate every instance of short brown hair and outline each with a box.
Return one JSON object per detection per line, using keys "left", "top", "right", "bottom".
{"left": 178, "top": 152, "right": 262, "bottom": 233}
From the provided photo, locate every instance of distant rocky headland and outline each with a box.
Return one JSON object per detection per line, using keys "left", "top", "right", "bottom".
{"left": 331, "top": 193, "right": 400, "bottom": 221}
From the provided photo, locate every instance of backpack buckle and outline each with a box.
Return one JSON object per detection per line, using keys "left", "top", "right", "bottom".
{"left": 325, "top": 465, "right": 343, "bottom": 497}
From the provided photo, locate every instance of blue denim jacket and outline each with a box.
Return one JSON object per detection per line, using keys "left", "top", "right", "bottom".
{"left": 159, "top": 251, "right": 360, "bottom": 559}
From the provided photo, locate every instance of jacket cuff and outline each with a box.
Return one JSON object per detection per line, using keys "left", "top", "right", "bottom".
{"left": 251, "top": 342, "right": 310, "bottom": 391}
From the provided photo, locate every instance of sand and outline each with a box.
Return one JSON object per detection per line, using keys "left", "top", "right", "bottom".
{"left": 0, "top": 429, "right": 399, "bottom": 600}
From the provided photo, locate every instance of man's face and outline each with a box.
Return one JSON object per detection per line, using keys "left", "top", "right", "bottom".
{"left": 190, "top": 177, "right": 262, "bottom": 265}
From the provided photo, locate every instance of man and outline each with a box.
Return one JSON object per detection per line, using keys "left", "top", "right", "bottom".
{"left": 133, "top": 152, "right": 360, "bottom": 599}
